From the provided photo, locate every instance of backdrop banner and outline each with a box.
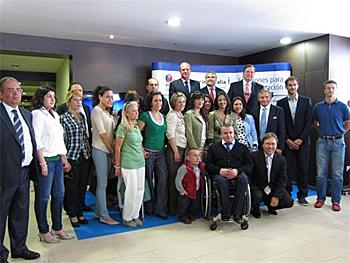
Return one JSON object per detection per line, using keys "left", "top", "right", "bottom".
{"left": 152, "top": 62, "right": 292, "bottom": 103}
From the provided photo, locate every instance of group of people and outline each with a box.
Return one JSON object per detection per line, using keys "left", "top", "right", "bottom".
{"left": 0, "top": 61, "right": 349, "bottom": 262}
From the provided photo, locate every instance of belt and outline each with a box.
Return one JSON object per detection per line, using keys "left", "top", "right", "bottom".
{"left": 320, "top": 135, "right": 343, "bottom": 141}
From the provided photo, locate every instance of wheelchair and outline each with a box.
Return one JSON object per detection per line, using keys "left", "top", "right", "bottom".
{"left": 201, "top": 173, "right": 251, "bottom": 231}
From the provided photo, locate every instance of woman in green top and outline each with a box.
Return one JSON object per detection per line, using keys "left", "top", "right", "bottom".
{"left": 138, "top": 92, "right": 169, "bottom": 219}
{"left": 115, "top": 101, "right": 145, "bottom": 228}
{"left": 207, "top": 91, "right": 234, "bottom": 144}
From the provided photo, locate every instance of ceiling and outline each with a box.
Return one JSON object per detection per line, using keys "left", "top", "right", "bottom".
{"left": 0, "top": 0, "right": 349, "bottom": 57}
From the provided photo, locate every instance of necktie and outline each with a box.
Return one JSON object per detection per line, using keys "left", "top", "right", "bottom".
{"left": 266, "top": 156, "right": 272, "bottom": 183}
{"left": 210, "top": 87, "right": 215, "bottom": 103}
{"left": 184, "top": 81, "right": 190, "bottom": 93}
{"left": 12, "top": 109, "right": 25, "bottom": 160}
{"left": 224, "top": 142, "right": 231, "bottom": 152}
{"left": 244, "top": 83, "right": 250, "bottom": 103}
{"left": 260, "top": 108, "right": 267, "bottom": 140}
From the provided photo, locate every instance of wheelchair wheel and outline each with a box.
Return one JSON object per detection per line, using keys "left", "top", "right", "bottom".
{"left": 209, "top": 222, "right": 217, "bottom": 231}
{"left": 201, "top": 175, "right": 212, "bottom": 220}
{"left": 240, "top": 220, "right": 249, "bottom": 230}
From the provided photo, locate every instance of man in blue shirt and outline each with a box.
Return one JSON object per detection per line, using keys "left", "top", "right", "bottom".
{"left": 312, "top": 80, "right": 350, "bottom": 212}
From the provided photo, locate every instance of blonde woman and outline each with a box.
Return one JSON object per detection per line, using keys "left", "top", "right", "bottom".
{"left": 114, "top": 101, "right": 145, "bottom": 228}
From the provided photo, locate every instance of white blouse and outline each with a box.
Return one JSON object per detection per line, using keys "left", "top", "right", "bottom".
{"left": 166, "top": 110, "right": 187, "bottom": 148}
{"left": 32, "top": 107, "right": 67, "bottom": 157}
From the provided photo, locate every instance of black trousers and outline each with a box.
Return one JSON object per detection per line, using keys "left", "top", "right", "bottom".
{"left": 284, "top": 142, "right": 310, "bottom": 198}
{"left": 0, "top": 167, "right": 30, "bottom": 262}
{"left": 177, "top": 191, "right": 200, "bottom": 219}
{"left": 64, "top": 157, "right": 91, "bottom": 217}
{"left": 251, "top": 184, "right": 294, "bottom": 211}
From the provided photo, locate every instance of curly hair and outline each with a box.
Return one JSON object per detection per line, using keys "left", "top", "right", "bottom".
{"left": 144, "top": 91, "right": 166, "bottom": 112}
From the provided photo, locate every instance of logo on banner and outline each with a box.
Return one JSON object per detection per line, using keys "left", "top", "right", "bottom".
{"left": 165, "top": 74, "right": 173, "bottom": 82}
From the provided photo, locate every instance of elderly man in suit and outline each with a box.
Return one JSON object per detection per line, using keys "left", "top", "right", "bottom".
{"left": 169, "top": 62, "right": 200, "bottom": 110}
{"left": 252, "top": 89, "right": 286, "bottom": 154}
{"left": 250, "top": 132, "right": 294, "bottom": 218}
{"left": 227, "top": 64, "right": 264, "bottom": 114}
{"left": 277, "top": 76, "right": 313, "bottom": 205}
{"left": 0, "top": 77, "right": 40, "bottom": 262}
{"left": 200, "top": 71, "right": 224, "bottom": 110}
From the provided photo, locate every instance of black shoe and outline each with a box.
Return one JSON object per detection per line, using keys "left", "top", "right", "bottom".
{"left": 156, "top": 214, "right": 168, "bottom": 220}
{"left": 298, "top": 197, "right": 308, "bottom": 206}
{"left": 221, "top": 215, "right": 230, "bottom": 221}
{"left": 189, "top": 215, "right": 197, "bottom": 222}
{"left": 233, "top": 216, "right": 244, "bottom": 224}
{"left": 82, "top": 205, "right": 92, "bottom": 211}
{"left": 268, "top": 209, "right": 278, "bottom": 215}
{"left": 251, "top": 209, "right": 261, "bottom": 219}
{"left": 12, "top": 250, "right": 40, "bottom": 260}
{"left": 78, "top": 217, "right": 89, "bottom": 224}
{"left": 69, "top": 217, "right": 80, "bottom": 228}
{"left": 179, "top": 217, "right": 192, "bottom": 224}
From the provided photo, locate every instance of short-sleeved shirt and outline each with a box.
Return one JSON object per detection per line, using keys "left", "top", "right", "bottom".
{"left": 313, "top": 99, "right": 350, "bottom": 136}
{"left": 91, "top": 106, "right": 115, "bottom": 153}
{"left": 116, "top": 125, "right": 145, "bottom": 169}
{"left": 139, "top": 111, "right": 167, "bottom": 151}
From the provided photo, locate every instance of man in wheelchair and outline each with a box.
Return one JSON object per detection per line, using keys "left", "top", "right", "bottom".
{"left": 205, "top": 124, "right": 253, "bottom": 224}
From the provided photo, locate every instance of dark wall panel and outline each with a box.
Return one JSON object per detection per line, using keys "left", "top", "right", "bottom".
{"left": 0, "top": 33, "right": 238, "bottom": 95}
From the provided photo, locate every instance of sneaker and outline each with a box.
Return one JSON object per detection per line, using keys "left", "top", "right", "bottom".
{"left": 298, "top": 197, "right": 309, "bottom": 206}
{"left": 123, "top": 220, "right": 137, "bottom": 228}
{"left": 99, "top": 217, "right": 119, "bottom": 225}
{"left": 133, "top": 218, "right": 144, "bottom": 227}
{"left": 331, "top": 202, "right": 341, "bottom": 212}
{"left": 314, "top": 199, "right": 325, "bottom": 208}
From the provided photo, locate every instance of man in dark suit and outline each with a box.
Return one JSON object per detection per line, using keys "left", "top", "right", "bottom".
{"left": 200, "top": 71, "right": 224, "bottom": 111}
{"left": 205, "top": 124, "right": 253, "bottom": 223}
{"left": 0, "top": 77, "right": 40, "bottom": 262}
{"left": 277, "top": 76, "right": 312, "bottom": 205}
{"left": 252, "top": 89, "right": 286, "bottom": 153}
{"left": 141, "top": 78, "right": 170, "bottom": 114}
{"left": 227, "top": 64, "right": 264, "bottom": 114}
{"left": 250, "top": 132, "right": 294, "bottom": 218}
{"left": 169, "top": 62, "right": 200, "bottom": 110}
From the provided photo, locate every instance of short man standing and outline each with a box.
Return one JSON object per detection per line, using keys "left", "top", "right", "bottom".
{"left": 200, "top": 71, "right": 224, "bottom": 110}
{"left": 227, "top": 64, "right": 264, "bottom": 114}
{"left": 141, "top": 78, "right": 169, "bottom": 115}
{"left": 205, "top": 125, "right": 252, "bottom": 223}
{"left": 0, "top": 77, "right": 40, "bottom": 262}
{"left": 252, "top": 89, "right": 286, "bottom": 154}
{"left": 250, "top": 132, "right": 294, "bottom": 218}
{"left": 277, "top": 76, "right": 313, "bottom": 205}
{"left": 313, "top": 80, "right": 350, "bottom": 211}
{"left": 169, "top": 62, "right": 200, "bottom": 109}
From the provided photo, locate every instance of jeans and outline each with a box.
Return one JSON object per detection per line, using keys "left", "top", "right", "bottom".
{"left": 316, "top": 138, "right": 345, "bottom": 203}
{"left": 92, "top": 148, "right": 111, "bottom": 218}
{"left": 144, "top": 150, "right": 168, "bottom": 216}
{"left": 35, "top": 159, "right": 65, "bottom": 234}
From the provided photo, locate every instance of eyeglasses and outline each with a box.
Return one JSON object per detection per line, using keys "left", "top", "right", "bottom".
{"left": 4, "top": 88, "right": 23, "bottom": 94}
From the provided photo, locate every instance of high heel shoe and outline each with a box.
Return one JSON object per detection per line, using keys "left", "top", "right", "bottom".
{"left": 38, "top": 233, "right": 60, "bottom": 244}
{"left": 51, "top": 230, "right": 74, "bottom": 240}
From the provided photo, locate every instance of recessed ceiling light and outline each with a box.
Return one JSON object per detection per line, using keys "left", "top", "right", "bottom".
{"left": 166, "top": 17, "right": 182, "bottom": 27}
{"left": 109, "top": 34, "right": 115, "bottom": 39}
{"left": 280, "top": 37, "right": 292, "bottom": 45}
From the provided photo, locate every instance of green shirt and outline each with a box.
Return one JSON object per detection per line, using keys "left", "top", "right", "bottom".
{"left": 139, "top": 111, "right": 167, "bottom": 151}
{"left": 116, "top": 125, "right": 145, "bottom": 169}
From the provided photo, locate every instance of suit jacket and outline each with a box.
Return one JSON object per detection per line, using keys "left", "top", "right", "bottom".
{"left": 277, "top": 95, "right": 312, "bottom": 144}
{"left": 205, "top": 140, "right": 253, "bottom": 177}
{"left": 251, "top": 150, "right": 288, "bottom": 199}
{"left": 252, "top": 104, "right": 286, "bottom": 150}
{"left": 169, "top": 79, "right": 200, "bottom": 109}
{"left": 227, "top": 80, "right": 263, "bottom": 114}
{"left": 0, "top": 103, "right": 38, "bottom": 189}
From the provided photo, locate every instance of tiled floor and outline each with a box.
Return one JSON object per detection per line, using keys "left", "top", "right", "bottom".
{"left": 4, "top": 189, "right": 350, "bottom": 262}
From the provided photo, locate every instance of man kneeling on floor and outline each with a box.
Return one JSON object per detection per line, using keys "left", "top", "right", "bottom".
{"left": 250, "top": 132, "right": 294, "bottom": 218}
{"left": 175, "top": 149, "right": 205, "bottom": 224}
{"left": 205, "top": 124, "right": 253, "bottom": 224}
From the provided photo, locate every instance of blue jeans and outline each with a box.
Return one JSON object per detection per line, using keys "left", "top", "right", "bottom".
{"left": 144, "top": 150, "right": 168, "bottom": 216}
{"left": 35, "top": 159, "right": 65, "bottom": 233}
{"left": 92, "top": 147, "right": 111, "bottom": 218}
{"left": 316, "top": 138, "right": 345, "bottom": 203}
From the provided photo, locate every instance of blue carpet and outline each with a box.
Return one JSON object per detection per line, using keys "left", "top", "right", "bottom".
{"left": 74, "top": 185, "right": 317, "bottom": 240}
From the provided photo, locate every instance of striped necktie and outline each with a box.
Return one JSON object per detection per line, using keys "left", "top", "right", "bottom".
{"left": 12, "top": 109, "right": 25, "bottom": 160}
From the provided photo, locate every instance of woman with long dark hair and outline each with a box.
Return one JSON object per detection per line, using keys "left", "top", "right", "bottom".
{"left": 32, "top": 86, "right": 72, "bottom": 243}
